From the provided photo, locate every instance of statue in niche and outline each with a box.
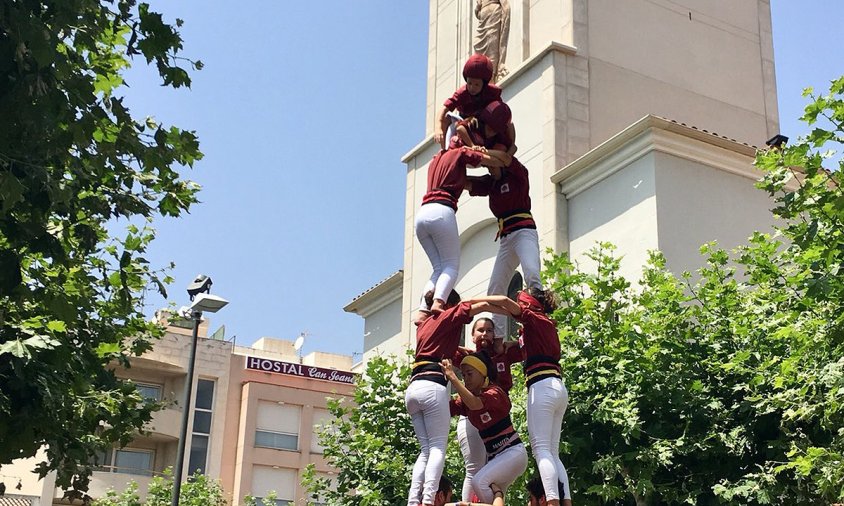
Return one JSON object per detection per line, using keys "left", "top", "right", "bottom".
{"left": 473, "top": 0, "right": 510, "bottom": 83}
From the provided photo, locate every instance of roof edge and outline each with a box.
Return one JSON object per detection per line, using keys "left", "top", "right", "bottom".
{"left": 344, "top": 270, "right": 403, "bottom": 315}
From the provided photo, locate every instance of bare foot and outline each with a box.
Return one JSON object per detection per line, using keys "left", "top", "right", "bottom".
{"left": 431, "top": 298, "right": 445, "bottom": 314}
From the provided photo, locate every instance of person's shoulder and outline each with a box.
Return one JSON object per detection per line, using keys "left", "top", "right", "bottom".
{"left": 483, "top": 384, "right": 509, "bottom": 403}
{"left": 517, "top": 306, "right": 543, "bottom": 323}
{"left": 429, "top": 148, "right": 448, "bottom": 165}
{"left": 451, "top": 85, "right": 471, "bottom": 101}
{"left": 485, "top": 84, "right": 503, "bottom": 98}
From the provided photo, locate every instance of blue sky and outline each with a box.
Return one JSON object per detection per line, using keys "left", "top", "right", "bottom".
{"left": 124, "top": 1, "right": 843, "bottom": 359}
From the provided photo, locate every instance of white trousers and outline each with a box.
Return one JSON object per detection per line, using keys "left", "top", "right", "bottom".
{"left": 487, "top": 228, "right": 542, "bottom": 337}
{"left": 405, "top": 380, "right": 451, "bottom": 506}
{"left": 456, "top": 416, "right": 487, "bottom": 501}
{"left": 527, "top": 377, "right": 571, "bottom": 501}
{"left": 473, "top": 443, "right": 528, "bottom": 503}
{"left": 415, "top": 203, "right": 460, "bottom": 305}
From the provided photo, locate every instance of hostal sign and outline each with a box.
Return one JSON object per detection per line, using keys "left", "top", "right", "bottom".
{"left": 245, "top": 356, "right": 356, "bottom": 385}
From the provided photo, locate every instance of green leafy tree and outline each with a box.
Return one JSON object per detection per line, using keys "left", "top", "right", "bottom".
{"left": 548, "top": 76, "right": 844, "bottom": 505}
{"left": 92, "top": 470, "right": 227, "bottom": 506}
{"left": 0, "top": 0, "right": 201, "bottom": 498}
{"left": 303, "top": 355, "right": 422, "bottom": 505}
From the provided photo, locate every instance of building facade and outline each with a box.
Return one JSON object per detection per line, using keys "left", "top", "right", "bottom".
{"left": 5, "top": 315, "right": 354, "bottom": 506}
{"left": 346, "top": 0, "right": 783, "bottom": 361}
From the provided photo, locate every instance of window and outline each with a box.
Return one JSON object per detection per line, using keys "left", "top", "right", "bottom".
{"left": 255, "top": 431, "right": 298, "bottom": 450}
{"left": 310, "top": 408, "right": 332, "bottom": 454}
{"left": 188, "top": 379, "right": 215, "bottom": 475}
{"left": 188, "top": 435, "right": 209, "bottom": 475}
{"left": 255, "top": 402, "right": 300, "bottom": 451}
{"left": 252, "top": 466, "right": 295, "bottom": 506}
{"left": 195, "top": 379, "right": 214, "bottom": 410}
{"left": 115, "top": 449, "right": 154, "bottom": 476}
{"left": 308, "top": 472, "right": 337, "bottom": 505}
{"left": 255, "top": 498, "right": 291, "bottom": 506}
{"left": 94, "top": 448, "right": 154, "bottom": 476}
{"left": 506, "top": 272, "right": 524, "bottom": 339}
{"left": 135, "top": 382, "right": 163, "bottom": 402}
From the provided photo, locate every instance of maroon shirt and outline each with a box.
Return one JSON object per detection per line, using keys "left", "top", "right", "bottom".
{"left": 469, "top": 157, "right": 536, "bottom": 236}
{"left": 450, "top": 384, "right": 511, "bottom": 424}
{"left": 469, "top": 157, "right": 532, "bottom": 218}
{"left": 453, "top": 344, "right": 523, "bottom": 393}
{"left": 517, "top": 307, "right": 560, "bottom": 361}
{"left": 422, "top": 147, "right": 484, "bottom": 210}
{"left": 450, "top": 385, "right": 521, "bottom": 457}
{"left": 415, "top": 302, "right": 473, "bottom": 360}
{"left": 444, "top": 84, "right": 503, "bottom": 118}
{"left": 517, "top": 307, "right": 562, "bottom": 388}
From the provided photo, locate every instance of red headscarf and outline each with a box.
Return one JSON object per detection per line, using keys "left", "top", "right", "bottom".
{"left": 517, "top": 291, "right": 544, "bottom": 312}
{"left": 479, "top": 100, "right": 512, "bottom": 138}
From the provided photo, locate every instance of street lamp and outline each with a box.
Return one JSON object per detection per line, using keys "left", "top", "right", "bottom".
{"left": 171, "top": 275, "right": 229, "bottom": 506}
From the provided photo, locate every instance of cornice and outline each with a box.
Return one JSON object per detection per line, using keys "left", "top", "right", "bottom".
{"left": 553, "top": 115, "right": 761, "bottom": 198}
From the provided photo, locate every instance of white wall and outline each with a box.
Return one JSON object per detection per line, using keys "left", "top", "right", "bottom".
{"left": 653, "top": 151, "right": 780, "bottom": 277}
{"left": 568, "top": 152, "right": 659, "bottom": 281}
{"left": 586, "top": 0, "right": 776, "bottom": 146}
{"left": 361, "top": 297, "right": 404, "bottom": 363}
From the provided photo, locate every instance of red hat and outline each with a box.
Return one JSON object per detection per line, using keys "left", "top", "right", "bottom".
{"left": 463, "top": 54, "right": 494, "bottom": 82}
{"left": 517, "top": 291, "right": 543, "bottom": 311}
{"left": 479, "top": 100, "right": 512, "bottom": 137}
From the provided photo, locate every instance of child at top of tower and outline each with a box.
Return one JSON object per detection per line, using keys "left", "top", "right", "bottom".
{"left": 435, "top": 54, "right": 514, "bottom": 150}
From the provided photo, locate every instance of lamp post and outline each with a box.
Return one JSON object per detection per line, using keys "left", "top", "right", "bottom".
{"left": 171, "top": 275, "right": 228, "bottom": 506}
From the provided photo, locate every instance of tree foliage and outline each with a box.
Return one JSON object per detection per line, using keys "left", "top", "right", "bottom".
{"left": 91, "top": 470, "right": 226, "bottom": 506}
{"left": 0, "top": 0, "right": 201, "bottom": 498}
{"left": 310, "top": 77, "right": 844, "bottom": 505}
{"left": 545, "top": 76, "right": 844, "bottom": 504}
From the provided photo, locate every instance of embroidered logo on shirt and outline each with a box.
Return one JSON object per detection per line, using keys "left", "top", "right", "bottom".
{"left": 480, "top": 412, "right": 492, "bottom": 423}
{"left": 500, "top": 183, "right": 510, "bottom": 193}
{"left": 497, "top": 362, "right": 506, "bottom": 372}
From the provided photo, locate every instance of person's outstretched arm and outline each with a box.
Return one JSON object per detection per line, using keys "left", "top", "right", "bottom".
{"left": 441, "top": 359, "right": 483, "bottom": 410}
{"left": 465, "top": 295, "right": 521, "bottom": 317}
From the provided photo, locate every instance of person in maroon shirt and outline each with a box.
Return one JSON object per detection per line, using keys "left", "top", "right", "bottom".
{"left": 450, "top": 317, "right": 523, "bottom": 502}
{"left": 476, "top": 289, "right": 572, "bottom": 506}
{"left": 406, "top": 291, "right": 501, "bottom": 506}
{"left": 442, "top": 351, "right": 528, "bottom": 504}
{"left": 415, "top": 141, "right": 508, "bottom": 315}
{"left": 454, "top": 317, "right": 522, "bottom": 393}
{"left": 460, "top": 102, "right": 543, "bottom": 341}
{"left": 455, "top": 99, "right": 516, "bottom": 160}
{"left": 434, "top": 54, "right": 515, "bottom": 150}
